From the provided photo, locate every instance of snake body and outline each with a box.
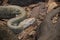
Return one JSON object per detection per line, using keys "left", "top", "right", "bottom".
{"left": 0, "top": 5, "right": 26, "bottom": 19}
{"left": 0, "top": 5, "right": 27, "bottom": 33}
{"left": 37, "top": 7, "right": 60, "bottom": 40}
{"left": 7, "top": 6, "right": 27, "bottom": 34}
{"left": 0, "top": 5, "right": 35, "bottom": 34}
{"left": 7, "top": 6, "right": 35, "bottom": 34}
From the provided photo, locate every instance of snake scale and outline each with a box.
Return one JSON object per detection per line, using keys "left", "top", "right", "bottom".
{"left": 0, "top": 5, "right": 27, "bottom": 19}
{"left": 0, "top": 5, "right": 27, "bottom": 33}
{"left": 37, "top": 7, "right": 60, "bottom": 40}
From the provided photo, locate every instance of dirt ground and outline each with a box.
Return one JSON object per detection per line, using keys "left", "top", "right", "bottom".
{"left": 0, "top": 0, "right": 60, "bottom": 40}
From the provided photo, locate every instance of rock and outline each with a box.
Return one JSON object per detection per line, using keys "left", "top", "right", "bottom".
{"left": 8, "top": 0, "right": 45, "bottom": 6}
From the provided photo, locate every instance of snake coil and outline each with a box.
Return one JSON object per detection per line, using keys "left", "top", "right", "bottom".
{"left": 0, "top": 5, "right": 27, "bottom": 33}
